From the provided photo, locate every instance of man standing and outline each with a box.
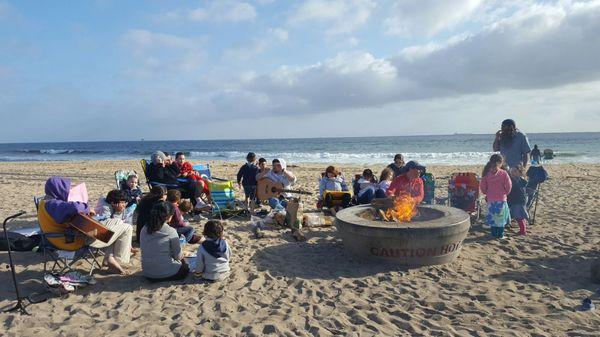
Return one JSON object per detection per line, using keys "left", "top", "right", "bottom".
{"left": 493, "top": 119, "right": 531, "bottom": 169}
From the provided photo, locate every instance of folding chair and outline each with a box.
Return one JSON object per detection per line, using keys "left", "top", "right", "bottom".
{"left": 526, "top": 165, "right": 549, "bottom": 225}
{"left": 34, "top": 197, "right": 102, "bottom": 275}
{"left": 114, "top": 170, "right": 138, "bottom": 190}
{"left": 139, "top": 159, "right": 179, "bottom": 190}
{"left": 448, "top": 173, "right": 481, "bottom": 220}
{"left": 208, "top": 180, "right": 245, "bottom": 219}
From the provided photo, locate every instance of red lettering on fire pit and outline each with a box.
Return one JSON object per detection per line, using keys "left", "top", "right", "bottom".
{"left": 370, "top": 241, "right": 463, "bottom": 258}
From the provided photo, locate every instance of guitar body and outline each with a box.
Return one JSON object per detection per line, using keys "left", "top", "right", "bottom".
{"left": 256, "top": 179, "right": 285, "bottom": 201}
{"left": 70, "top": 213, "right": 115, "bottom": 243}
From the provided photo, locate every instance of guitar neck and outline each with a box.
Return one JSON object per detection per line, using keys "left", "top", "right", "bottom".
{"left": 280, "top": 189, "right": 313, "bottom": 195}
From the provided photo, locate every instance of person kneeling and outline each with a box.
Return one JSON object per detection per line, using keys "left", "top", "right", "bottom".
{"left": 194, "top": 221, "right": 231, "bottom": 282}
{"left": 140, "top": 202, "right": 189, "bottom": 282}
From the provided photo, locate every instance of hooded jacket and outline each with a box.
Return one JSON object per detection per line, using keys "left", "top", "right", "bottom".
{"left": 44, "top": 177, "right": 89, "bottom": 224}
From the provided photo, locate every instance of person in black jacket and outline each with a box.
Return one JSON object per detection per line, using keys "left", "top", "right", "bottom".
{"left": 508, "top": 165, "right": 529, "bottom": 236}
{"left": 237, "top": 152, "right": 259, "bottom": 206}
{"left": 387, "top": 154, "right": 405, "bottom": 178}
{"left": 147, "top": 151, "right": 205, "bottom": 209}
{"left": 135, "top": 185, "right": 167, "bottom": 242}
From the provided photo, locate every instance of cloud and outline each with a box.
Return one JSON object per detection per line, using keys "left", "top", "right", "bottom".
{"left": 288, "top": 0, "right": 375, "bottom": 35}
{"left": 156, "top": 0, "right": 257, "bottom": 23}
{"left": 223, "top": 27, "right": 288, "bottom": 60}
{"left": 384, "top": 0, "right": 482, "bottom": 37}
{"left": 244, "top": 0, "right": 600, "bottom": 115}
{"left": 119, "top": 29, "right": 207, "bottom": 77}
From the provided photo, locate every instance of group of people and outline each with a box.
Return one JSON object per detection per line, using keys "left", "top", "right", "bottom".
{"left": 42, "top": 171, "right": 232, "bottom": 281}
{"left": 40, "top": 118, "right": 542, "bottom": 283}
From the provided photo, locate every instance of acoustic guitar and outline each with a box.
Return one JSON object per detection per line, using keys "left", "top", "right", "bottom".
{"left": 70, "top": 213, "right": 115, "bottom": 243}
{"left": 256, "top": 179, "right": 312, "bottom": 201}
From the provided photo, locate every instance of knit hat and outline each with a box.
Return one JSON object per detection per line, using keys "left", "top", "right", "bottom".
{"left": 151, "top": 151, "right": 167, "bottom": 164}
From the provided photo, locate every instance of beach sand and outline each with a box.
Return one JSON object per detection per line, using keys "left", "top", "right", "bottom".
{"left": 1, "top": 160, "right": 599, "bottom": 336}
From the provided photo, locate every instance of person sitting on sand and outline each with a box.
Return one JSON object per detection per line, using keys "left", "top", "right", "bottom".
{"left": 378, "top": 168, "right": 394, "bottom": 194}
{"left": 356, "top": 169, "right": 385, "bottom": 204}
{"left": 319, "top": 165, "right": 351, "bottom": 212}
{"left": 481, "top": 154, "right": 512, "bottom": 238}
{"left": 167, "top": 189, "right": 201, "bottom": 244}
{"left": 147, "top": 151, "right": 209, "bottom": 210}
{"left": 386, "top": 161, "right": 425, "bottom": 204}
{"left": 256, "top": 158, "right": 297, "bottom": 210}
{"left": 194, "top": 220, "right": 231, "bottom": 282}
{"left": 140, "top": 202, "right": 189, "bottom": 282}
{"left": 95, "top": 189, "right": 135, "bottom": 224}
{"left": 387, "top": 154, "right": 405, "bottom": 178}
{"left": 44, "top": 177, "right": 132, "bottom": 274}
{"left": 175, "top": 152, "right": 212, "bottom": 204}
{"left": 135, "top": 185, "right": 167, "bottom": 242}
{"left": 120, "top": 174, "right": 142, "bottom": 207}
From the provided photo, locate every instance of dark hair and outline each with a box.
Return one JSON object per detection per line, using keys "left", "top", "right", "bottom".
{"left": 203, "top": 220, "right": 224, "bottom": 240}
{"left": 394, "top": 154, "right": 404, "bottom": 161}
{"left": 163, "top": 151, "right": 171, "bottom": 157}
{"left": 179, "top": 199, "right": 193, "bottom": 213}
{"left": 246, "top": 152, "right": 256, "bottom": 161}
{"left": 167, "top": 189, "right": 181, "bottom": 203}
{"left": 147, "top": 202, "right": 174, "bottom": 234}
{"left": 142, "top": 185, "right": 167, "bottom": 203}
{"left": 106, "top": 189, "right": 127, "bottom": 204}
{"left": 482, "top": 154, "right": 504, "bottom": 177}
{"left": 258, "top": 158, "right": 267, "bottom": 163}
{"left": 325, "top": 165, "right": 338, "bottom": 176}
{"left": 362, "top": 169, "right": 373, "bottom": 178}
{"left": 272, "top": 159, "right": 280, "bottom": 164}
{"left": 175, "top": 152, "right": 185, "bottom": 159}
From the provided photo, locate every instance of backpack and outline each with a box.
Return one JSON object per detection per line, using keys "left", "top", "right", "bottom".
{"left": 0, "top": 232, "right": 40, "bottom": 251}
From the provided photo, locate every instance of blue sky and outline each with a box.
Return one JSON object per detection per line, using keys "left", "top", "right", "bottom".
{"left": 1, "top": 0, "right": 600, "bottom": 142}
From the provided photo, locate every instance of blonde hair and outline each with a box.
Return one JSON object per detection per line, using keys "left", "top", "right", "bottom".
{"left": 379, "top": 168, "right": 393, "bottom": 182}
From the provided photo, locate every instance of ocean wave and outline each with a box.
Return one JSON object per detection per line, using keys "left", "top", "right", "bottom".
{"left": 16, "top": 149, "right": 103, "bottom": 155}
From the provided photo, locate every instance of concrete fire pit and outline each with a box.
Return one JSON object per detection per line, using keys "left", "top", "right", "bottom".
{"left": 335, "top": 204, "right": 470, "bottom": 266}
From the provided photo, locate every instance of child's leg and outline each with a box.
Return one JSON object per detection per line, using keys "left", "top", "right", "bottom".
{"left": 496, "top": 226, "right": 505, "bottom": 238}
{"left": 177, "top": 226, "right": 195, "bottom": 242}
{"left": 517, "top": 219, "right": 527, "bottom": 235}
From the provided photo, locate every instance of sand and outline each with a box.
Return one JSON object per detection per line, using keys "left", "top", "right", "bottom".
{"left": 1, "top": 160, "right": 599, "bottom": 336}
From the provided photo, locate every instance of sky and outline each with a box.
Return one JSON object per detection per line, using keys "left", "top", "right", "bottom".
{"left": 0, "top": 0, "right": 599, "bottom": 142}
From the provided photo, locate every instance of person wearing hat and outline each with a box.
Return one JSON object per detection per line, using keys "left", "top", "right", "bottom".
{"left": 386, "top": 161, "right": 425, "bottom": 203}
{"left": 493, "top": 119, "right": 531, "bottom": 169}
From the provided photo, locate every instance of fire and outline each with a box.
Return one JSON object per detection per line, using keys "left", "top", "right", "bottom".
{"left": 385, "top": 194, "right": 418, "bottom": 222}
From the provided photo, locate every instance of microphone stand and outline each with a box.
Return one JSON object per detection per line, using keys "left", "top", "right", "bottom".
{"left": 2, "top": 211, "right": 30, "bottom": 315}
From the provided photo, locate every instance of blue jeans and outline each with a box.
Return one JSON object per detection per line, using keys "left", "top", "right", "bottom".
{"left": 176, "top": 226, "right": 195, "bottom": 243}
{"left": 268, "top": 197, "right": 288, "bottom": 210}
{"left": 358, "top": 189, "right": 386, "bottom": 204}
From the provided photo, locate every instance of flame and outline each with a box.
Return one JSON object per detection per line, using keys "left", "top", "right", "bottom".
{"left": 385, "top": 194, "right": 418, "bottom": 222}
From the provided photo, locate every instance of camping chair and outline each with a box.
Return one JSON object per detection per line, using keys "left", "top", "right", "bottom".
{"left": 139, "top": 159, "right": 180, "bottom": 190}
{"left": 316, "top": 172, "right": 352, "bottom": 209}
{"left": 34, "top": 197, "right": 102, "bottom": 276}
{"left": 447, "top": 173, "right": 481, "bottom": 220}
{"left": 208, "top": 180, "right": 245, "bottom": 219}
{"left": 526, "top": 165, "right": 549, "bottom": 225}
{"left": 114, "top": 170, "right": 138, "bottom": 190}
{"left": 421, "top": 172, "right": 435, "bottom": 205}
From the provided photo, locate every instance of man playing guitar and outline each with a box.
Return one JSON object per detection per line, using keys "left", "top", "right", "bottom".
{"left": 256, "top": 158, "right": 297, "bottom": 210}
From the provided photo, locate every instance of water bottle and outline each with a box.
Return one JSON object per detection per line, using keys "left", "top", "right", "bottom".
{"left": 179, "top": 235, "right": 186, "bottom": 249}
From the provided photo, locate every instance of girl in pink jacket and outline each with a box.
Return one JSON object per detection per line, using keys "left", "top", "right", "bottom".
{"left": 481, "top": 154, "right": 512, "bottom": 238}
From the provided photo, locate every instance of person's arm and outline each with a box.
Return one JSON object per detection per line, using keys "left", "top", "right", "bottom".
{"left": 521, "top": 134, "right": 531, "bottom": 167}
{"left": 318, "top": 178, "right": 326, "bottom": 198}
{"left": 170, "top": 229, "right": 183, "bottom": 260}
{"left": 413, "top": 179, "right": 424, "bottom": 204}
{"left": 236, "top": 166, "right": 244, "bottom": 185}
{"left": 493, "top": 130, "right": 501, "bottom": 152}
{"left": 283, "top": 170, "right": 297, "bottom": 184}
{"left": 386, "top": 178, "right": 398, "bottom": 197}
{"left": 480, "top": 176, "right": 488, "bottom": 195}
{"left": 256, "top": 168, "right": 270, "bottom": 180}
{"left": 503, "top": 172, "right": 513, "bottom": 196}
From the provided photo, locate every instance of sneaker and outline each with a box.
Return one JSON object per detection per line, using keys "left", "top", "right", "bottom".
{"left": 193, "top": 214, "right": 208, "bottom": 221}
{"left": 482, "top": 224, "right": 491, "bottom": 229}
{"left": 253, "top": 226, "right": 264, "bottom": 239}
{"left": 581, "top": 298, "right": 595, "bottom": 311}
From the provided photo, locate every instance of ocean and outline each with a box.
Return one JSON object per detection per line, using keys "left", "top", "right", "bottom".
{"left": 0, "top": 133, "right": 598, "bottom": 165}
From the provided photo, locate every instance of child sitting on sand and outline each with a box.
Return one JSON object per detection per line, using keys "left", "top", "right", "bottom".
{"left": 481, "top": 154, "right": 512, "bottom": 238}
{"left": 167, "top": 190, "right": 201, "bottom": 244}
{"left": 508, "top": 165, "right": 529, "bottom": 236}
{"left": 121, "top": 174, "right": 142, "bottom": 207}
{"left": 195, "top": 220, "right": 231, "bottom": 282}
{"left": 141, "top": 202, "right": 190, "bottom": 282}
{"left": 95, "top": 189, "right": 135, "bottom": 224}
{"left": 356, "top": 169, "right": 384, "bottom": 204}
{"left": 378, "top": 168, "right": 394, "bottom": 193}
